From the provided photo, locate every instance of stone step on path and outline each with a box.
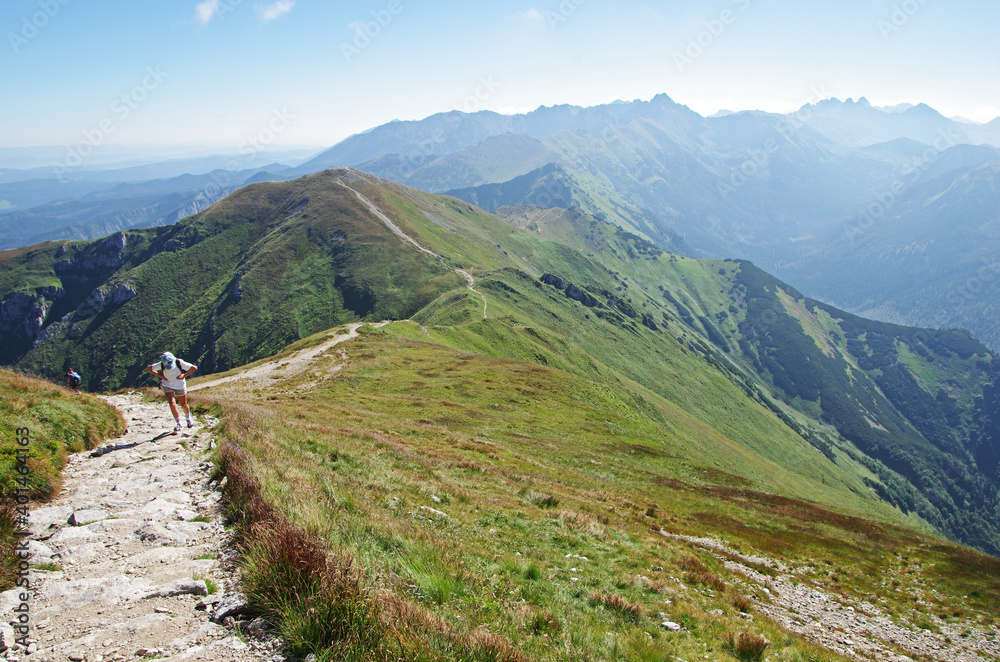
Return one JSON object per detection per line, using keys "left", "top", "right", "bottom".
{"left": 0, "top": 393, "right": 282, "bottom": 662}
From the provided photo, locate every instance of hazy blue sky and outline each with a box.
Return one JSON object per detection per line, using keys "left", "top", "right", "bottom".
{"left": 3, "top": 0, "right": 998, "bottom": 151}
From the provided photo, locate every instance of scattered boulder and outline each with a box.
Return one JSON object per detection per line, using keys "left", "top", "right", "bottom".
{"left": 210, "top": 593, "right": 250, "bottom": 624}
{"left": 68, "top": 509, "right": 108, "bottom": 526}
{"left": 27, "top": 539, "right": 55, "bottom": 563}
{"left": 0, "top": 622, "right": 14, "bottom": 651}
{"left": 136, "top": 521, "right": 189, "bottom": 546}
{"left": 540, "top": 273, "right": 567, "bottom": 290}
{"left": 419, "top": 505, "right": 447, "bottom": 518}
{"left": 28, "top": 506, "right": 73, "bottom": 536}
{"left": 143, "top": 578, "right": 208, "bottom": 599}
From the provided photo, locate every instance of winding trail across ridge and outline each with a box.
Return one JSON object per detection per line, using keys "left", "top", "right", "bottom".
{"left": 188, "top": 322, "right": 365, "bottom": 395}
{"left": 337, "top": 174, "right": 488, "bottom": 320}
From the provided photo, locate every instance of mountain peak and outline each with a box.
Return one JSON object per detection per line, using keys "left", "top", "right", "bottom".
{"left": 901, "top": 103, "right": 948, "bottom": 121}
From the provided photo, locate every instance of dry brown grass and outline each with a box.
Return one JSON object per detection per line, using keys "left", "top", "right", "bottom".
{"left": 0, "top": 505, "right": 18, "bottom": 590}
{"left": 731, "top": 593, "right": 754, "bottom": 613}
{"left": 632, "top": 574, "right": 667, "bottom": 594}
{"left": 679, "top": 554, "right": 727, "bottom": 591}
{"left": 589, "top": 591, "right": 644, "bottom": 623}
{"left": 725, "top": 631, "right": 770, "bottom": 662}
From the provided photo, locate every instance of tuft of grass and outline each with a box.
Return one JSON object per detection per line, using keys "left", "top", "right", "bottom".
{"left": 680, "top": 554, "right": 727, "bottom": 591}
{"left": 590, "top": 591, "right": 644, "bottom": 624}
{"left": 732, "top": 593, "right": 754, "bottom": 613}
{"left": 520, "top": 606, "right": 561, "bottom": 635}
{"left": 194, "top": 574, "right": 219, "bottom": 595}
{"left": 528, "top": 492, "right": 559, "bottom": 509}
{"left": 725, "top": 631, "right": 770, "bottom": 662}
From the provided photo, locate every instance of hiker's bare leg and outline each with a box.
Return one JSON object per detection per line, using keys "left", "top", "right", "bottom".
{"left": 166, "top": 393, "right": 179, "bottom": 419}
{"left": 177, "top": 394, "right": 191, "bottom": 418}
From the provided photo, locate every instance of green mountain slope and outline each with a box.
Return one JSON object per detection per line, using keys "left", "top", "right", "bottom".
{"left": 199, "top": 320, "right": 1000, "bottom": 661}
{"left": 0, "top": 170, "right": 463, "bottom": 387}
{"left": 1, "top": 169, "right": 997, "bottom": 557}
{"left": 486, "top": 204, "right": 999, "bottom": 555}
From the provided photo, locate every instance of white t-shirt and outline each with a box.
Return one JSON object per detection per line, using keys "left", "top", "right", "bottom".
{"left": 150, "top": 358, "right": 194, "bottom": 390}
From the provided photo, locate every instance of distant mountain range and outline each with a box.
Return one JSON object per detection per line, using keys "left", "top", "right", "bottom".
{"left": 2, "top": 95, "right": 998, "bottom": 350}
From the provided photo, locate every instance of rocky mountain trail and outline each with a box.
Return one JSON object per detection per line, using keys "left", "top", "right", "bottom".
{"left": 662, "top": 532, "right": 1000, "bottom": 662}
{"left": 188, "top": 322, "right": 364, "bottom": 396}
{"left": 2, "top": 393, "right": 282, "bottom": 662}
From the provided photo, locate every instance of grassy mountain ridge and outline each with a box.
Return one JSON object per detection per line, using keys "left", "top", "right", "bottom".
{"left": 1, "top": 170, "right": 998, "bottom": 558}
{"left": 1, "top": 170, "right": 462, "bottom": 389}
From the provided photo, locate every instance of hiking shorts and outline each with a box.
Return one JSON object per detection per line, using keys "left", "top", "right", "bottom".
{"left": 161, "top": 385, "right": 187, "bottom": 397}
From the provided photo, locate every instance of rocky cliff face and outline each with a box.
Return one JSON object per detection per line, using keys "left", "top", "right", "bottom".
{"left": 74, "top": 284, "right": 139, "bottom": 320}
{"left": 0, "top": 232, "right": 135, "bottom": 363}
{"left": 0, "top": 293, "right": 49, "bottom": 361}
{"left": 53, "top": 232, "right": 129, "bottom": 279}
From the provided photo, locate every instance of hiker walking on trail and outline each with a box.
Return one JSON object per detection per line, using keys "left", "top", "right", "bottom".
{"left": 65, "top": 368, "right": 82, "bottom": 394}
{"left": 146, "top": 352, "right": 198, "bottom": 434}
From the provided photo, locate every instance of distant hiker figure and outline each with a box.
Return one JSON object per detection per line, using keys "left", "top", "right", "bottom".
{"left": 65, "top": 368, "right": 82, "bottom": 394}
{"left": 147, "top": 352, "right": 198, "bottom": 434}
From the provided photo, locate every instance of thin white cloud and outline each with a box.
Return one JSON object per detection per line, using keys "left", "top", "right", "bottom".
{"left": 260, "top": 1, "right": 294, "bottom": 22}
{"left": 516, "top": 8, "right": 546, "bottom": 22}
{"left": 195, "top": 0, "right": 220, "bottom": 24}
